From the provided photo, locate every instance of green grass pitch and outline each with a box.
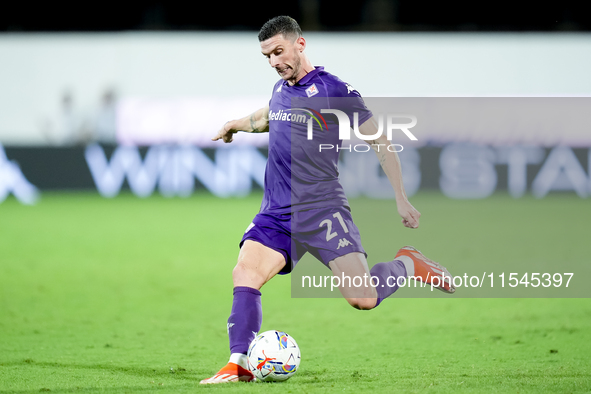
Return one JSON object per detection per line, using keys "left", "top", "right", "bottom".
{"left": 1, "top": 192, "right": 590, "bottom": 393}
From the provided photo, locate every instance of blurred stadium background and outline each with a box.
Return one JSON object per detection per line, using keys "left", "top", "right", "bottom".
{"left": 1, "top": 1, "right": 591, "bottom": 201}
{"left": 1, "top": 2, "right": 590, "bottom": 392}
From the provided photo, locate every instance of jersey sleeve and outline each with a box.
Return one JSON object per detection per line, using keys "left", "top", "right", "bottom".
{"left": 334, "top": 80, "right": 373, "bottom": 127}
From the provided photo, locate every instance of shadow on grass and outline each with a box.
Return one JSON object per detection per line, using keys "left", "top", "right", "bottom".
{"left": 0, "top": 359, "right": 332, "bottom": 393}
{"left": 0, "top": 359, "right": 213, "bottom": 393}
{"left": 2, "top": 359, "right": 203, "bottom": 380}
{"left": 1, "top": 385, "right": 197, "bottom": 394}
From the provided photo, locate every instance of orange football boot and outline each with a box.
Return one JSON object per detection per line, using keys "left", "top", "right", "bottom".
{"left": 395, "top": 246, "right": 456, "bottom": 294}
{"left": 199, "top": 362, "right": 255, "bottom": 384}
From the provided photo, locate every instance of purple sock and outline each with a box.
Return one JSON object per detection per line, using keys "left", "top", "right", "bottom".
{"left": 370, "top": 260, "right": 407, "bottom": 307}
{"left": 227, "top": 286, "right": 262, "bottom": 355}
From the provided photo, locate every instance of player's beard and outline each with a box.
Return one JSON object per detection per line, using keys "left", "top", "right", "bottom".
{"left": 279, "top": 54, "right": 302, "bottom": 84}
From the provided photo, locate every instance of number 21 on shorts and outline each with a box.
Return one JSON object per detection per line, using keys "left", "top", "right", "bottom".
{"left": 319, "top": 212, "right": 349, "bottom": 241}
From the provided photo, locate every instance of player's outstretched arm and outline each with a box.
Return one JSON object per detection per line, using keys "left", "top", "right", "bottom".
{"left": 212, "top": 105, "right": 270, "bottom": 143}
{"left": 358, "top": 117, "right": 421, "bottom": 229}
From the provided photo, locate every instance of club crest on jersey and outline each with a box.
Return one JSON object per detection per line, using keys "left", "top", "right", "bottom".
{"left": 305, "top": 84, "right": 319, "bottom": 97}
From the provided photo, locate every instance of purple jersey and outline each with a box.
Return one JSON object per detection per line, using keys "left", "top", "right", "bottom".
{"left": 260, "top": 66, "right": 372, "bottom": 214}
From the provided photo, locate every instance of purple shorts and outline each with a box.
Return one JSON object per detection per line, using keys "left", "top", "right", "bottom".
{"left": 239, "top": 206, "right": 366, "bottom": 274}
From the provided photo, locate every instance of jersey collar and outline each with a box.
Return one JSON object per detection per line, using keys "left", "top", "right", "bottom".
{"left": 294, "top": 66, "right": 324, "bottom": 86}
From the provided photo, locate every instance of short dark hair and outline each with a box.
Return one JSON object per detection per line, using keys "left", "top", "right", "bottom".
{"left": 258, "top": 16, "right": 302, "bottom": 42}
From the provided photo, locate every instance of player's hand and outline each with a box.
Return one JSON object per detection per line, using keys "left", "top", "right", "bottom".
{"left": 212, "top": 121, "right": 236, "bottom": 143}
{"left": 397, "top": 199, "right": 421, "bottom": 229}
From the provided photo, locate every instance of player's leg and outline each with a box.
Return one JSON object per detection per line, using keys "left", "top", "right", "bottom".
{"left": 310, "top": 207, "right": 454, "bottom": 310}
{"left": 330, "top": 246, "right": 455, "bottom": 309}
{"left": 200, "top": 213, "right": 291, "bottom": 384}
{"left": 232, "top": 239, "right": 286, "bottom": 289}
{"left": 300, "top": 206, "right": 409, "bottom": 309}
{"left": 200, "top": 240, "right": 285, "bottom": 384}
{"left": 227, "top": 240, "right": 285, "bottom": 360}
{"left": 328, "top": 252, "right": 377, "bottom": 309}
{"left": 329, "top": 251, "right": 408, "bottom": 310}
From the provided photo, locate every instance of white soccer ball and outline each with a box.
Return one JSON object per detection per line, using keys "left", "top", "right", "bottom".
{"left": 247, "top": 330, "right": 301, "bottom": 382}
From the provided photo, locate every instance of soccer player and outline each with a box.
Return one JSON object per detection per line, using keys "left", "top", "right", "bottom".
{"left": 200, "top": 16, "right": 455, "bottom": 384}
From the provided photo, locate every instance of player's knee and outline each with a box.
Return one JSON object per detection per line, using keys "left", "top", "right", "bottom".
{"left": 232, "top": 261, "right": 261, "bottom": 287}
{"left": 346, "top": 297, "right": 377, "bottom": 311}
{"left": 232, "top": 258, "right": 284, "bottom": 289}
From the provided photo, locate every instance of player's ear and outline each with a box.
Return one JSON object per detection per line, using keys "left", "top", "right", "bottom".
{"left": 296, "top": 36, "right": 306, "bottom": 52}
